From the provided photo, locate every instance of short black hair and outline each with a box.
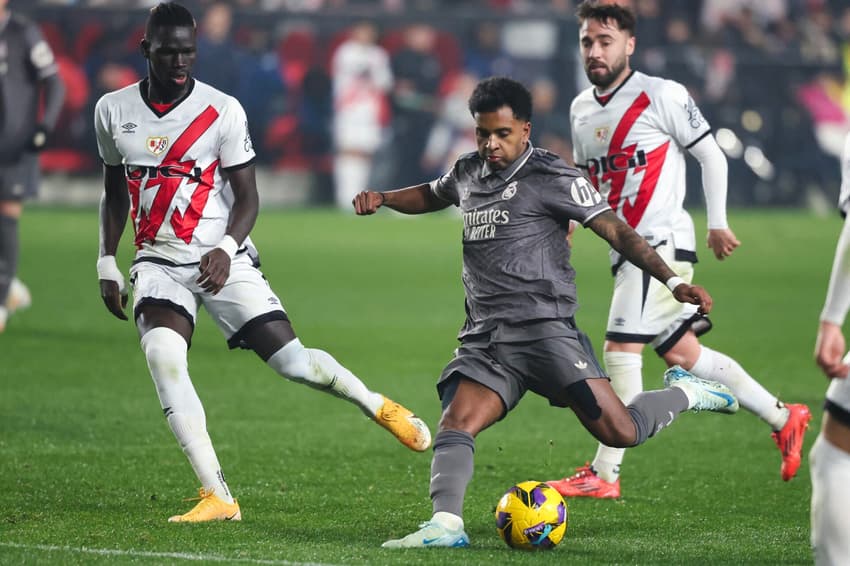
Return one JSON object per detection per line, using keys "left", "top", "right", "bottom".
{"left": 145, "top": 2, "right": 196, "bottom": 39}
{"left": 576, "top": 1, "right": 636, "bottom": 36}
{"left": 468, "top": 77, "right": 533, "bottom": 122}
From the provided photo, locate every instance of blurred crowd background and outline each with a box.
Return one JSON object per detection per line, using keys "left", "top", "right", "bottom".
{"left": 18, "top": 0, "right": 850, "bottom": 209}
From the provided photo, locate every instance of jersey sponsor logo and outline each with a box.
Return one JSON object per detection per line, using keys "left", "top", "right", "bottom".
{"left": 128, "top": 105, "right": 221, "bottom": 247}
{"left": 574, "top": 360, "right": 588, "bottom": 369}
{"left": 125, "top": 164, "right": 205, "bottom": 183}
{"left": 146, "top": 136, "right": 169, "bottom": 155}
{"left": 570, "top": 177, "right": 603, "bottom": 207}
{"left": 583, "top": 91, "right": 668, "bottom": 229}
{"left": 587, "top": 150, "right": 647, "bottom": 174}
{"left": 462, "top": 207, "right": 510, "bottom": 241}
{"left": 501, "top": 181, "right": 518, "bottom": 200}
{"left": 121, "top": 122, "right": 138, "bottom": 133}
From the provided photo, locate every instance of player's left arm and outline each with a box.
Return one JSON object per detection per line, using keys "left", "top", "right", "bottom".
{"left": 197, "top": 97, "right": 258, "bottom": 294}
{"left": 587, "top": 210, "right": 712, "bottom": 314}
{"left": 687, "top": 134, "right": 740, "bottom": 260}
{"left": 196, "top": 163, "right": 258, "bottom": 295}
{"left": 657, "top": 79, "right": 740, "bottom": 261}
{"left": 33, "top": 73, "right": 65, "bottom": 150}
{"left": 817, "top": 162, "right": 850, "bottom": 378}
{"left": 27, "top": 20, "right": 65, "bottom": 150}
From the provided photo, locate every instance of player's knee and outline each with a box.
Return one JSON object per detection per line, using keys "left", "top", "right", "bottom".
{"left": 662, "top": 349, "right": 692, "bottom": 369}
{"left": 661, "top": 335, "right": 701, "bottom": 369}
{"left": 606, "top": 428, "right": 638, "bottom": 448}
{"left": 593, "top": 418, "right": 638, "bottom": 448}
{"left": 140, "top": 327, "right": 188, "bottom": 376}
{"left": 438, "top": 403, "right": 492, "bottom": 436}
{"left": 267, "top": 338, "right": 332, "bottom": 387}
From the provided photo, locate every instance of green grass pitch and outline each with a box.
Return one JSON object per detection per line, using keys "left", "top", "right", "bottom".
{"left": 1, "top": 206, "right": 834, "bottom": 565}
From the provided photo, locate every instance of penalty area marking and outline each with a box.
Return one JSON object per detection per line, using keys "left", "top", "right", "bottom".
{"left": 0, "top": 542, "right": 341, "bottom": 566}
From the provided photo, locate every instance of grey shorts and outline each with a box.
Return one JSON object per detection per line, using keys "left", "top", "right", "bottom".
{"left": 0, "top": 154, "right": 39, "bottom": 201}
{"left": 437, "top": 319, "right": 607, "bottom": 414}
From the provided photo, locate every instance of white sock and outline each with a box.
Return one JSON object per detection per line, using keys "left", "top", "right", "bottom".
{"left": 141, "top": 327, "right": 234, "bottom": 503}
{"left": 432, "top": 511, "right": 464, "bottom": 531}
{"left": 592, "top": 351, "right": 643, "bottom": 483}
{"left": 267, "top": 338, "right": 384, "bottom": 416}
{"left": 810, "top": 433, "right": 850, "bottom": 565}
{"left": 689, "top": 346, "right": 789, "bottom": 430}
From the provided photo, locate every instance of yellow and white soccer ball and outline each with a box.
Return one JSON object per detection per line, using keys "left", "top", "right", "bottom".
{"left": 494, "top": 480, "right": 568, "bottom": 550}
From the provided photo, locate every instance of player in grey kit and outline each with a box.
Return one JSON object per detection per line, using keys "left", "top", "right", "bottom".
{"left": 353, "top": 76, "right": 739, "bottom": 548}
{"left": 0, "top": 0, "right": 65, "bottom": 332}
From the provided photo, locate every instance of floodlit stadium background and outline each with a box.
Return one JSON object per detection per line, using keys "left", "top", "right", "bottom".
{"left": 20, "top": 0, "right": 850, "bottom": 210}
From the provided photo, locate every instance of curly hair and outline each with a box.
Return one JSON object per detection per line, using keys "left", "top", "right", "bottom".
{"left": 468, "top": 77, "right": 533, "bottom": 122}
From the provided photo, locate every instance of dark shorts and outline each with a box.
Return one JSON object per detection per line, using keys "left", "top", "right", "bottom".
{"left": 437, "top": 319, "right": 608, "bottom": 415}
{"left": 0, "top": 154, "right": 39, "bottom": 201}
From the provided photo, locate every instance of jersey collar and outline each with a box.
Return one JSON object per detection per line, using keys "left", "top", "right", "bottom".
{"left": 480, "top": 141, "right": 534, "bottom": 182}
{"left": 139, "top": 77, "right": 196, "bottom": 118}
{"left": 593, "top": 70, "right": 635, "bottom": 107}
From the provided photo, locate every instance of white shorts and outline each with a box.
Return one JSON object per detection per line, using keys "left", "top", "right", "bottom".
{"left": 130, "top": 253, "right": 287, "bottom": 348}
{"left": 826, "top": 376, "right": 850, "bottom": 415}
{"left": 606, "top": 241, "right": 708, "bottom": 354}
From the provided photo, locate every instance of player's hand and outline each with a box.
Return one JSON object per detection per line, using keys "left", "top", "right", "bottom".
{"left": 352, "top": 190, "right": 385, "bottom": 215}
{"left": 815, "top": 321, "right": 849, "bottom": 379}
{"left": 28, "top": 124, "right": 49, "bottom": 152}
{"left": 197, "top": 248, "right": 231, "bottom": 295}
{"left": 97, "top": 255, "right": 128, "bottom": 320}
{"left": 99, "top": 279, "right": 128, "bottom": 321}
{"left": 672, "top": 283, "right": 713, "bottom": 315}
{"left": 707, "top": 228, "right": 740, "bottom": 260}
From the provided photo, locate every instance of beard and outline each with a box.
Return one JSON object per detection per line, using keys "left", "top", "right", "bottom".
{"left": 585, "top": 58, "right": 627, "bottom": 90}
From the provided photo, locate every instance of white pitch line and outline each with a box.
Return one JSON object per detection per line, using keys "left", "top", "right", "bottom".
{"left": 0, "top": 542, "right": 342, "bottom": 566}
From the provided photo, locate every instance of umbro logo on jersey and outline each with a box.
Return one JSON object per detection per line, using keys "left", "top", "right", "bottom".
{"left": 121, "top": 122, "right": 137, "bottom": 133}
{"left": 147, "top": 136, "right": 169, "bottom": 155}
{"left": 574, "top": 360, "right": 588, "bottom": 369}
{"left": 501, "top": 181, "right": 518, "bottom": 200}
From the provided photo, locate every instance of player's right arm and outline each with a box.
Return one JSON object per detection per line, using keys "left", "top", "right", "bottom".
{"left": 587, "top": 209, "right": 712, "bottom": 314}
{"left": 94, "top": 94, "right": 130, "bottom": 320}
{"left": 353, "top": 183, "right": 452, "bottom": 215}
{"left": 98, "top": 164, "right": 130, "bottom": 320}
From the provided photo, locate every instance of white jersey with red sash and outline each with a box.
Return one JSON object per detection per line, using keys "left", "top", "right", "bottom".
{"left": 571, "top": 71, "right": 711, "bottom": 268}
{"left": 94, "top": 78, "right": 256, "bottom": 265}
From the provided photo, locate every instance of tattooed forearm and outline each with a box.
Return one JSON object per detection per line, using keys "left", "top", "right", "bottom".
{"left": 587, "top": 211, "right": 676, "bottom": 283}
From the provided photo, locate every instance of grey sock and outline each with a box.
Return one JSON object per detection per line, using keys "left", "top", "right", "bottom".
{"left": 627, "top": 388, "right": 689, "bottom": 446}
{"left": 0, "top": 215, "right": 19, "bottom": 304}
{"left": 430, "top": 430, "right": 475, "bottom": 518}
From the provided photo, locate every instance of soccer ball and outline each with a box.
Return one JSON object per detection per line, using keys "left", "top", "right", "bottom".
{"left": 494, "top": 480, "right": 567, "bottom": 550}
